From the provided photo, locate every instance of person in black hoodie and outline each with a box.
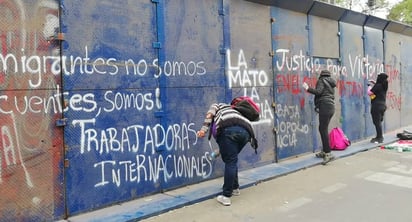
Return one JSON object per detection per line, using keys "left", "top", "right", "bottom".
{"left": 302, "top": 70, "right": 337, "bottom": 165}
{"left": 369, "top": 73, "right": 388, "bottom": 143}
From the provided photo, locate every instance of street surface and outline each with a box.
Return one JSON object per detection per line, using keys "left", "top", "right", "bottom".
{"left": 141, "top": 147, "right": 412, "bottom": 222}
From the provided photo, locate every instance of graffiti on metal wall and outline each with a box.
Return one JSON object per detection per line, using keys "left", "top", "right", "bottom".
{"left": 0, "top": 1, "right": 405, "bottom": 218}
{"left": 275, "top": 103, "right": 309, "bottom": 148}
{"left": 1, "top": 42, "right": 225, "bottom": 193}
{"left": 75, "top": 49, "right": 276, "bottom": 188}
{"left": 64, "top": 52, "right": 211, "bottom": 187}
{"left": 226, "top": 49, "right": 274, "bottom": 123}
{"left": 385, "top": 64, "right": 401, "bottom": 110}
{"left": 273, "top": 48, "right": 401, "bottom": 147}
{"left": 79, "top": 122, "right": 210, "bottom": 187}
{"left": 1, "top": 41, "right": 211, "bottom": 189}
{"left": 274, "top": 49, "right": 400, "bottom": 99}
{"left": 0, "top": 4, "right": 213, "bottom": 212}
{"left": 275, "top": 49, "right": 384, "bottom": 78}
{"left": 0, "top": 45, "right": 206, "bottom": 91}
{"left": 0, "top": 0, "right": 61, "bottom": 219}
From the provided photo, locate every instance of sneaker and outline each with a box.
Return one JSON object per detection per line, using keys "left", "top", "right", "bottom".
{"left": 322, "top": 153, "right": 335, "bottom": 165}
{"left": 374, "top": 137, "right": 384, "bottom": 144}
{"left": 370, "top": 137, "right": 377, "bottom": 143}
{"left": 217, "top": 195, "right": 231, "bottom": 206}
{"left": 315, "top": 151, "right": 325, "bottom": 158}
{"left": 232, "top": 188, "right": 240, "bottom": 196}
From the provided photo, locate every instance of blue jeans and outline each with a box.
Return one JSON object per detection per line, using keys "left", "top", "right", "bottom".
{"left": 216, "top": 126, "right": 250, "bottom": 197}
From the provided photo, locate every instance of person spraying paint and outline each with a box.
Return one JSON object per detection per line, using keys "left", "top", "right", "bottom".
{"left": 302, "top": 70, "right": 337, "bottom": 165}
{"left": 369, "top": 73, "right": 388, "bottom": 144}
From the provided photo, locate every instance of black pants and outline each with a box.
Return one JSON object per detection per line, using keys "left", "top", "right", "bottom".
{"left": 318, "top": 103, "right": 335, "bottom": 153}
{"left": 371, "top": 103, "right": 386, "bottom": 139}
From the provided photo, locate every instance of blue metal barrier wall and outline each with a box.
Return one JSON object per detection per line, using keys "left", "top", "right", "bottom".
{"left": 0, "top": 0, "right": 65, "bottom": 221}
{"left": 308, "top": 8, "right": 342, "bottom": 133}
{"left": 158, "top": 0, "right": 225, "bottom": 192}
{"left": 339, "top": 19, "right": 368, "bottom": 141}
{"left": 363, "top": 25, "right": 385, "bottom": 138}
{"left": 384, "top": 28, "right": 402, "bottom": 132}
{"left": 62, "top": 0, "right": 277, "bottom": 216}
{"left": 399, "top": 35, "right": 412, "bottom": 124}
{"left": 2, "top": 0, "right": 412, "bottom": 220}
{"left": 271, "top": 7, "right": 314, "bottom": 159}
{"left": 61, "top": 0, "right": 161, "bottom": 215}
{"left": 227, "top": 1, "right": 274, "bottom": 166}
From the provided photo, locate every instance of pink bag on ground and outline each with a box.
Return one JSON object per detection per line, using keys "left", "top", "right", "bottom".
{"left": 329, "top": 127, "right": 351, "bottom": 150}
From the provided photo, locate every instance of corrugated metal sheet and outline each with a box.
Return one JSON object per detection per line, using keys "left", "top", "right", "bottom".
{"left": 363, "top": 26, "right": 385, "bottom": 137}
{"left": 227, "top": 0, "right": 274, "bottom": 166}
{"left": 338, "top": 22, "right": 366, "bottom": 141}
{"left": 271, "top": 7, "right": 315, "bottom": 159}
{"left": 384, "top": 31, "right": 402, "bottom": 132}
{"left": 61, "top": 0, "right": 160, "bottom": 216}
{"left": 399, "top": 35, "right": 412, "bottom": 124}
{"left": 0, "top": 0, "right": 64, "bottom": 221}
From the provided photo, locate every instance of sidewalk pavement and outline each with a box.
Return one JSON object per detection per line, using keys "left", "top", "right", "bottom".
{"left": 63, "top": 126, "right": 410, "bottom": 222}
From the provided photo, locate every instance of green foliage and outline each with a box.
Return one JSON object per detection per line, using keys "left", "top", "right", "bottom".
{"left": 319, "top": 0, "right": 389, "bottom": 12}
{"left": 388, "top": 0, "right": 412, "bottom": 25}
{"left": 315, "top": 0, "right": 410, "bottom": 23}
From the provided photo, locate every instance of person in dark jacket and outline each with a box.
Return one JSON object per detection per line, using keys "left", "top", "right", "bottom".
{"left": 369, "top": 73, "right": 388, "bottom": 143}
{"left": 197, "top": 97, "right": 258, "bottom": 206}
{"left": 302, "top": 70, "right": 337, "bottom": 165}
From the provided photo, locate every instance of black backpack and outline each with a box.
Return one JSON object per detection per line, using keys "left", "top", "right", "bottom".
{"left": 231, "top": 96, "right": 260, "bottom": 121}
{"left": 397, "top": 132, "right": 412, "bottom": 140}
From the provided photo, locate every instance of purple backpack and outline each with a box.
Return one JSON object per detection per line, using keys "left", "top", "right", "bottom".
{"left": 329, "top": 127, "right": 351, "bottom": 150}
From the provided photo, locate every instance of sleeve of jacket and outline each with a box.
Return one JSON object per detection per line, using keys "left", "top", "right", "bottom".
{"left": 200, "top": 103, "right": 219, "bottom": 133}
{"left": 307, "top": 79, "right": 325, "bottom": 96}
{"left": 370, "top": 83, "right": 382, "bottom": 95}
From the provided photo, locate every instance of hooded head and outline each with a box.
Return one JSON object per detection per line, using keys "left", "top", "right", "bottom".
{"left": 376, "top": 72, "right": 388, "bottom": 91}
{"left": 377, "top": 73, "right": 388, "bottom": 83}
{"left": 320, "top": 70, "right": 331, "bottom": 77}
{"left": 319, "top": 70, "right": 336, "bottom": 87}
